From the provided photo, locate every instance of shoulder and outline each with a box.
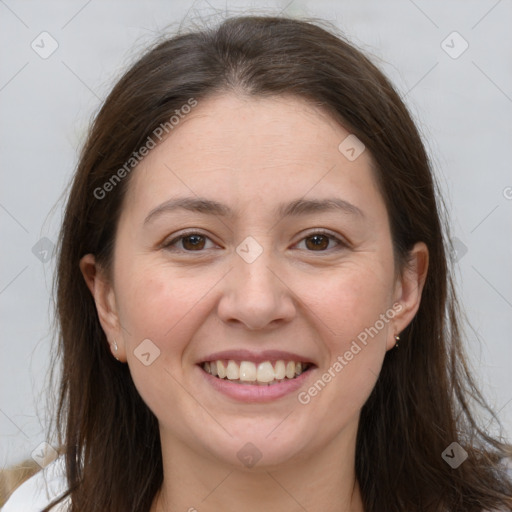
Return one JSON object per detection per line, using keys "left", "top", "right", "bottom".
{"left": 1, "top": 456, "right": 69, "bottom": 512}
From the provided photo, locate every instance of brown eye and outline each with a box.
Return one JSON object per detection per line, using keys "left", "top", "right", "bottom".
{"left": 305, "top": 234, "right": 330, "bottom": 251}
{"left": 181, "top": 234, "right": 206, "bottom": 250}
{"left": 164, "top": 232, "right": 215, "bottom": 252}
{"left": 295, "top": 231, "right": 345, "bottom": 252}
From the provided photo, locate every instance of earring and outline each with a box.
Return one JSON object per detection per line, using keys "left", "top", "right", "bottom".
{"left": 394, "top": 334, "right": 400, "bottom": 349}
{"left": 112, "top": 339, "right": 120, "bottom": 361}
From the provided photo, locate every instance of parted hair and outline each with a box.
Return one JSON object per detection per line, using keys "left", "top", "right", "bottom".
{"left": 45, "top": 14, "right": 512, "bottom": 512}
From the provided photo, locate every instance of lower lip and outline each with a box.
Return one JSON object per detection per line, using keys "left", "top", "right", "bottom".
{"left": 198, "top": 365, "right": 315, "bottom": 403}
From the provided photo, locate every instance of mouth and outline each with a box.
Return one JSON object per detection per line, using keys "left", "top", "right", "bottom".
{"left": 199, "top": 359, "right": 315, "bottom": 386}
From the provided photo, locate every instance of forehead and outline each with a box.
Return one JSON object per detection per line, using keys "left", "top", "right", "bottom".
{"left": 122, "top": 93, "right": 383, "bottom": 221}
{"left": 154, "top": 93, "right": 351, "bottom": 165}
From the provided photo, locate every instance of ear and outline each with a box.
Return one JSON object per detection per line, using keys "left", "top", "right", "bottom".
{"left": 387, "top": 242, "right": 429, "bottom": 351}
{"left": 79, "top": 254, "right": 126, "bottom": 362}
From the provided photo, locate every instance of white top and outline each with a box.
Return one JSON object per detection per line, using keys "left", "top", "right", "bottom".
{"left": 2, "top": 455, "right": 512, "bottom": 511}
{"left": 1, "top": 456, "right": 69, "bottom": 512}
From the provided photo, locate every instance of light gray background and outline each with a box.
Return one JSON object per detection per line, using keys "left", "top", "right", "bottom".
{"left": 1, "top": 0, "right": 511, "bottom": 469}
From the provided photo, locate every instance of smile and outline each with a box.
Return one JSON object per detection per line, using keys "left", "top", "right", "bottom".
{"left": 200, "top": 360, "right": 314, "bottom": 386}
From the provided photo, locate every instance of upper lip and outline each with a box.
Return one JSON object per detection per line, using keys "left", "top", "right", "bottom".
{"left": 198, "top": 349, "right": 316, "bottom": 366}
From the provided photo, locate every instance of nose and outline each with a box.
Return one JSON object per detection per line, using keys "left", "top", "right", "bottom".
{"left": 216, "top": 243, "right": 297, "bottom": 331}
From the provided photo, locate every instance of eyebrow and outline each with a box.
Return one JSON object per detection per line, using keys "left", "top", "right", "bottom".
{"left": 143, "top": 196, "right": 365, "bottom": 225}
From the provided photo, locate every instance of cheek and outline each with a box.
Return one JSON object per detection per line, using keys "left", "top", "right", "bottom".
{"left": 113, "top": 264, "right": 212, "bottom": 424}
{"left": 308, "top": 259, "right": 395, "bottom": 347}
{"left": 296, "top": 259, "right": 394, "bottom": 410}
{"left": 114, "top": 262, "right": 209, "bottom": 358}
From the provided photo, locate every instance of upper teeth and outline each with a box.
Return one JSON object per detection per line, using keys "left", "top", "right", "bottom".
{"left": 202, "top": 360, "right": 309, "bottom": 384}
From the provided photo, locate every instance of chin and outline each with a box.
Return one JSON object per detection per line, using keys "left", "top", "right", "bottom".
{"left": 195, "top": 423, "right": 312, "bottom": 471}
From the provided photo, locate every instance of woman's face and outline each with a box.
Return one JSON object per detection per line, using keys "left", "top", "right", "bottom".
{"left": 87, "top": 93, "right": 425, "bottom": 470}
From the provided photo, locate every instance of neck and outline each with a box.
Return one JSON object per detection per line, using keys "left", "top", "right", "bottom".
{"left": 151, "top": 420, "right": 365, "bottom": 512}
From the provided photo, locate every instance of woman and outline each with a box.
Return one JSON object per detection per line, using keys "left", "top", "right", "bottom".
{"left": 3, "top": 13, "right": 512, "bottom": 512}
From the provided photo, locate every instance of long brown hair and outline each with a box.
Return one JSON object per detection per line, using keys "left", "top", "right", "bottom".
{"left": 46, "top": 14, "right": 512, "bottom": 511}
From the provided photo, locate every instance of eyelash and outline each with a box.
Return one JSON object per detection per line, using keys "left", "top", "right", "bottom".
{"left": 162, "top": 229, "right": 347, "bottom": 254}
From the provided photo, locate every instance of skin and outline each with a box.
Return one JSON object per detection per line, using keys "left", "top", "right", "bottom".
{"left": 81, "top": 93, "right": 428, "bottom": 512}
